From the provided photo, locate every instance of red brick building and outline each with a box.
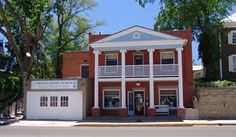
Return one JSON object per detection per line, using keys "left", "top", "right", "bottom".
{"left": 63, "top": 26, "right": 193, "bottom": 118}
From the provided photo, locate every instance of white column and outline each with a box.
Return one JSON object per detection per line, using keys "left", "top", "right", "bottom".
{"left": 177, "top": 47, "right": 184, "bottom": 108}
{"left": 120, "top": 50, "right": 127, "bottom": 108}
{"left": 93, "top": 51, "right": 100, "bottom": 108}
{"left": 148, "top": 49, "right": 155, "bottom": 109}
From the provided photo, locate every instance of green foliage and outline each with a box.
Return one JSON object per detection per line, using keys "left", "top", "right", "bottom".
{"left": 43, "top": 0, "right": 102, "bottom": 78}
{"left": 136, "top": 0, "right": 236, "bottom": 81}
{"left": 195, "top": 80, "right": 236, "bottom": 88}
{"left": 0, "top": 74, "right": 23, "bottom": 111}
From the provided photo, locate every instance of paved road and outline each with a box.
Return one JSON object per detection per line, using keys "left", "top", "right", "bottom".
{"left": 0, "top": 126, "right": 236, "bottom": 137}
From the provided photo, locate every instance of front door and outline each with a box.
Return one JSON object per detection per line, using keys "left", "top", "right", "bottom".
{"left": 128, "top": 90, "right": 145, "bottom": 116}
{"left": 134, "top": 91, "right": 145, "bottom": 116}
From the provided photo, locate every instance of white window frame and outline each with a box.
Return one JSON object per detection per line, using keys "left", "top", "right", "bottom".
{"left": 60, "top": 96, "right": 69, "bottom": 107}
{"left": 160, "top": 51, "right": 175, "bottom": 64}
{"left": 105, "top": 53, "right": 118, "bottom": 66}
{"left": 80, "top": 64, "right": 89, "bottom": 78}
{"left": 40, "top": 96, "right": 48, "bottom": 107}
{"left": 229, "top": 54, "right": 236, "bottom": 72}
{"left": 158, "top": 88, "right": 178, "bottom": 109}
{"left": 228, "top": 30, "right": 236, "bottom": 45}
{"left": 50, "top": 96, "right": 58, "bottom": 107}
{"left": 103, "top": 89, "right": 121, "bottom": 109}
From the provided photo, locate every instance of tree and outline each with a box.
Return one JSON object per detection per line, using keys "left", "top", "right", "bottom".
{"left": 45, "top": 0, "right": 101, "bottom": 78}
{"left": 0, "top": 0, "right": 51, "bottom": 114}
{"left": 136, "top": 0, "right": 236, "bottom": 81}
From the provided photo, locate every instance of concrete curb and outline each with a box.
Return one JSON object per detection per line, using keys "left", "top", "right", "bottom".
{"left": 0, "top": 119, "right": 19, "bottom": 126}
{"left": 75, "top": 122, "right": 219, "bottom": 127}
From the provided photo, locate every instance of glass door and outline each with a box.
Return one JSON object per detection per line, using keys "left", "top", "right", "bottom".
{"left": 128, "top": 91, "right": 134, "bottom": 116}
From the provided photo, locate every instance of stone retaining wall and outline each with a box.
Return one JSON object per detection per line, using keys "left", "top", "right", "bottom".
{"left": 196, "top": 87, "right": 236, "bottom": 119}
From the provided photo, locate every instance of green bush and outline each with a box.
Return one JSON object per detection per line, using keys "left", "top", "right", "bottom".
{"left": 0, "top": 74, "right": 23, "bottom": 111}
{"left": 195, "top": 79, "right": 236, "bottom": 87}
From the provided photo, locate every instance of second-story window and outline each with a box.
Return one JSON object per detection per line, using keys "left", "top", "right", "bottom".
{"left": 160, "top": 52, "right": 174, "bottom": 64}
{"left": 233, "top": 33, "right": 236, "bottom": 44}
{"left": 106, "top": 54, "right": 118, "bottom": 66}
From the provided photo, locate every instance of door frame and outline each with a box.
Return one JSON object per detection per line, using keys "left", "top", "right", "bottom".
{"left": 128, "top": 90, "right": 145, "bottom": 116}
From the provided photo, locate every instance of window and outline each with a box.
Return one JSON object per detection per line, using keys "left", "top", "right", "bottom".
{"left": 229, "top": 55, "right": 236, "bottom": 72}
{"left": 160, "top": 52, "right": 174, "bottom": 64}
{"left": 134, "top": 54, "right": 143, "bottom": 65}
{"left": 103, "top": 89, "right": 120, "bottom": 109}
{"left": 233, "top": 33, "right": 236, "bottom": 44}
{"left": 106, "top": 54, "right": 118, "bottom": 66}
{"left": 159, "top": 89, "right": 177, "bottom": 108}
{"left": 61, "top": 96, "right": 68, "bottom": 107}
{"left": 81, "top": 65, "right": 89, "bottom": 78}
{"left": 50, "top": 96, "right": 58, "bottom": 107}
{"left": 228, "top": 31, "right": 236, "bottom": 45}
{"left": 40, "top": 96, "right": 48, "bottom": 107}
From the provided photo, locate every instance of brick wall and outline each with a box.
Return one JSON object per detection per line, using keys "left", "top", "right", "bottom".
{"left": 63, "top": 51, "right": 89, "bottom": 78}
{"left": 196, "top": 87, "right": 236, "bottom": 119}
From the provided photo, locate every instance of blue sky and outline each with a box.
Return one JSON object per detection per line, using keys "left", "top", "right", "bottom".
{"left": 89, "top": 0, "right": 200, "bottom": 64}
{"left": 0, "top": 0, "right": 200, "bottom": 64}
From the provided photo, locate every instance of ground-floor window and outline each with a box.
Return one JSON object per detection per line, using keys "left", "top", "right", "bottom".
{"left": 61, "top": 96, "right": 69, "bottom": 107}
{"left": 103, "top": 89, "right": 120, "bottom": 109}
{"left": 159, "top": 88, "right": 177, "bottom": 108}
{"left": 40, "top": 96, "right": 48, "bottom": 107}
{"left": 50, "top": 96, "right": 58, "bottom": 107}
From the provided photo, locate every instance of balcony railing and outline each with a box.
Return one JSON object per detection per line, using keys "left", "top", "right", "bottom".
{"left": 153, "top": 64, "right": 178, "bottom": 77}
{"left": 98, "top": 64, "right": 179, "bottom": 78}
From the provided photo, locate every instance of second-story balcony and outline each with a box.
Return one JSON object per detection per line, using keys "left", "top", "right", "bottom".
{"left": 98, "top": 64, "right": 179, "bottom": 78}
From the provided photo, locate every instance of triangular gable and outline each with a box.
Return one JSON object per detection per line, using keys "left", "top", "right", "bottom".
{"left": 93, "top": 25, "right": 183, "bottom": 44}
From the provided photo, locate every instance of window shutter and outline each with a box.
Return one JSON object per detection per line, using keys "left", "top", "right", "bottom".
{"left": 229, "top": 55, "right": 233, "bottom": 72}
{"left": 228, "top": 32, "right": 232, "bottom": 44}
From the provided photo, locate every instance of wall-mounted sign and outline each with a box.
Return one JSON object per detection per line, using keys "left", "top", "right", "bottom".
{"left": 31, "top": 80, "right": 77, "bottom": 90}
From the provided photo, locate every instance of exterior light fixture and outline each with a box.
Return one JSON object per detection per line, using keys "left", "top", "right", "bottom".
{"left": 26, "top": 52, "right": 31, "bottom": 57}
{"left": 136, "top": 81, "right": 141, "bottom": 86}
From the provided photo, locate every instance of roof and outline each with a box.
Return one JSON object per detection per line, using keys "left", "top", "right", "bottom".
{"left": 193, "top": 65, "right": 204, "bottom": 71}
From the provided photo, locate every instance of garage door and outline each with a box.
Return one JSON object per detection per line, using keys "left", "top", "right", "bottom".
{"left": 26, "top": 91, "right": 83, "bottom": 120}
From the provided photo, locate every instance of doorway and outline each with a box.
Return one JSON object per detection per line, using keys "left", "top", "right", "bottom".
{"left": 128, "top": 90, "right": 145, "bottom": 116}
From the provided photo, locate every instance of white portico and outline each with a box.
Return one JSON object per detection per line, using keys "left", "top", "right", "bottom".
{"left": 90, "top": 26, "right": 187, "bottom": 116}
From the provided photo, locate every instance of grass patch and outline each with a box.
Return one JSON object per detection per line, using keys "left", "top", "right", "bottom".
{"left": 195, "top": 79, "right": 236, "bottom": 87}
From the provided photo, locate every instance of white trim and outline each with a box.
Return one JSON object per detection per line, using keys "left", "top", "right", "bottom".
{"left": 121, "top": 50, "right": 126, "bottom": 108}
{"left": 92, "top": 26, "right": 182, "bottom": 43}
{"left": 125, "top": 78, "right": 150, "bottom": 82}
{"left": 148, "top": 49, "right": 154, "bottom": 109}
{"left": 93, "top": 51, "right": 99, "bottom": 108}
{"left": 160, "top": 50, "right": 175, "bottom": 64}
{"left": 224, "top": 22, "right": 236, "bottom": 28}
{"left": 154, "top": 77, "right": 178, "bottom": 81}
{"left": 98, "top": 78, "right": 122, "bottom": 82}
{"left": 80, "top": 64, "right": 89, "bottom": 78}
{"left": 158, "top": 87, "right": 178, "bottom": 109}
{"left": 177, "top": 47, "right": 184, "bottom": 108}
{"left": 103, "top": 89, "right": 121, "bottom": 109}
{"left": 91, "top": 40, "right": 187, "bottom": 48}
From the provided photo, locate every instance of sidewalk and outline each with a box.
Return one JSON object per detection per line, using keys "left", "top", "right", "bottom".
{"left": 6, "top": 119, "right": 236, "bottom": 127}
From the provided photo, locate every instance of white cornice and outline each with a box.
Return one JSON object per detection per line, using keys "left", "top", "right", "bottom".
{"left": 90, "top": 39, "right": 187, "bottom": 48}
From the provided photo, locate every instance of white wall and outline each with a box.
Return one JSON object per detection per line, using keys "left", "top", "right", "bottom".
{"left": 26, "top": 91, "right": 83, "bottom": 120}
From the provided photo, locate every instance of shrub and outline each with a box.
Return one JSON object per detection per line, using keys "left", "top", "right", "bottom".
{"left": 195, "top": 79, "right": 236, "bottom": 87}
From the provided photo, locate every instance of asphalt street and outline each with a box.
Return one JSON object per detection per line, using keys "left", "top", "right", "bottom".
{"left": 0, "top": 126, "right": 236, "bottom": 137}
